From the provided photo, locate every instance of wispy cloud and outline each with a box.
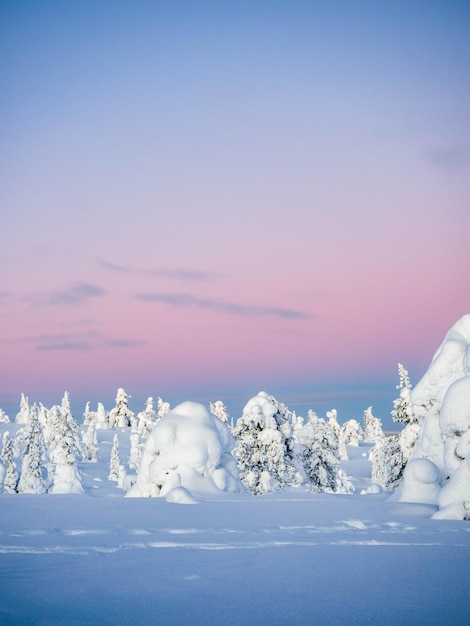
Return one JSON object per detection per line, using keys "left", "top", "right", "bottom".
{"left": 25, "top": 331, "right": 144, "bottom": 352}
{"left": 137, "top": 292, "right": 311, "bottom": 320}
{"left": 430, "top": 143, "right": 470, "bottom": 171}
{"left": 98, "top": 259, "right": 218, "bottom": 282}
{"left": 32, "top": 282, "right": 107, "bottom": 306}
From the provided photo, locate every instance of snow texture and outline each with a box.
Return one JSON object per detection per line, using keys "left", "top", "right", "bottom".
{"left": 127, "top": 401, "right": 242, "bottom": 499}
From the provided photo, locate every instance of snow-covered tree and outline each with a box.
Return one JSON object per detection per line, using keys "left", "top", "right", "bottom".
{"left": 46, "top": 406, "right": 84, "bottom": 494}
{"left": 233, "top": 392, "right": 298, "bottom": 495}
{"left": 83, "top": 402, "right": 93, "bottom": 425}
{"left": 0, "top": 408, "right": 10, "bottom": 423}
{"left": 1, "top": 431, "right": 19, "bottom": 493}
{"left": 209, "top": 401, "right": 231, "bottom": 428}
{"left": 363, "top": 406, "right": 385, "bottom": 444}
{"left": 297, "top": 413, "right": 341, "bottom": 492}
{"left": 128, "top": 433, "right": 142, "bottom": 472}
{"left": 327, "top": 409, "right": 347, "bottom": 460}
{"left": 109, "top": 434, "right": 120, "bottom": 481}
{"left": 17, "top": 407, "right": 48, "bottom": 494}
{"left": 95, "top": 403, "right": 108, "bottom": 430}
{"left": 341, "top": 419, "right": 363, "bottom": 447}
{"left": 16, "top": 393, "right": 31, "bottom": 424}
{"left": 137, "top": 397, "right": 157, "bottom": 438}
{"left": 109, "top": 388, "right": 135, "bottom": 428}
{"left": 82, "top": 422, "right": 99, "bottom": 462}
{"left": 157, "top": 397, "right": 170, "bottom": 421}
{"left": 392, "top": 364, "right": 413, "bottom": 424}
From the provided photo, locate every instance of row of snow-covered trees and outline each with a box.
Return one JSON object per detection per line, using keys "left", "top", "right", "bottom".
{"left": 0, "top": 365, "right": 418, "bottom": 497}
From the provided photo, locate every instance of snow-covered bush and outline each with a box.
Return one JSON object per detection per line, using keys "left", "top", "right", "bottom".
{"left": 232, "top": 392, "right": 298, "bottom": 495}
{"left": 127, "top": 401, "right": 242, "bottom": 500}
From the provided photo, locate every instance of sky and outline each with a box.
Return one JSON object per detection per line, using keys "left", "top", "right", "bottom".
{"left": 1, "top": 1, "right": 469, "bottom": 426}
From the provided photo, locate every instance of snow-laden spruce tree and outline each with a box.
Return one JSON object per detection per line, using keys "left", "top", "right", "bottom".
{"left": 157, "top": 397, "right": 170, "bottom": 420}
{"left": 109, "top": 388, "right": 135, "bottom": 428}
{"left": 16, "top": 393, "right": 31, "bottom": 424}
{"left": 95, "top": 402, "right": 109, "bottom": 429}
{"left": 209, "top": 400, "right": 231, "bottom": 430}
{"left": 363, "top": 407, "right": 385, "bottom": 445}
{"left": 82, "top": 421, "right": 99, "bottom": 462}
{"left": 137, "top": 397, "right": 157, "bottom": 438}
{"left": 341, "top": 419, "right": 363, "bottom": 447}
{"left": 1, "top": 431, "right": 19, "bottom": 493}
{"left": 327, "top": 409, "right": 347, "bottom": 460}
{"left": 297, "top": 411, "right": 341, "bottom": 492}
{"left": 109, "top": 434, "right": 120, "bottom": 481}
{"left": 232, "top": 392, "right": 298, "bottom": 495}
{"left": 128, "top": 433, "right": 142, "bottom": 472}
{"left": 46, "top": 406, "right": 84, "bottom": 494}
{"left": 17, "top": 406, "right": 48, "bottom": 494}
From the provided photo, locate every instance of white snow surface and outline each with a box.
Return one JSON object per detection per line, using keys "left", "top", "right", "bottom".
{"left": 1, "top": 414, "right": 470, "bottom": 624}
{"left": 127, "top": 401, "right": 243, "bottom": 499}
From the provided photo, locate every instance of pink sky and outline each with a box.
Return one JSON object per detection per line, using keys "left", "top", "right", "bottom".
{"left": 1, "top": 2, "right": 469, "bottom": 424}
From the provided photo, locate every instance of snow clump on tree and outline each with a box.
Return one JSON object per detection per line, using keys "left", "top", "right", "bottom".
{"left": 232, "top": 392, "right": 298, "bottom": 495}
{"left": 127, "top": 401, "right": 242, "bottom": 500}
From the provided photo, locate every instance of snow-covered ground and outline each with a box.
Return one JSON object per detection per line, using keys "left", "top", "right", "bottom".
{"left": 1, "top": 431, "right": 469, "bottom": 625}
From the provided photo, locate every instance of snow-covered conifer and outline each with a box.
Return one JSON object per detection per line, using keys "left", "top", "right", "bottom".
{"left": 327, "top": 409, "right": 347, "bottom": 460}
{"left": 209, "top": 401, "right": 231, "bottom": 427}
{"left": 137, "top": 397, "right": 157, "bottom": 438}
{"left": 1, "top": 431, "right": 19, "bottom": 493}
{"left": 392, "top": 364, "right": 414, "bottom": 424}
{"left": 341, "top": 419, "right": 363, "bottom": 447}
{"left": 17, "top": 407, "right": 48, "bottom": 494}
{"left": 363, "top": 407, "right": 385, "bottom": 444}
{"left": 233, "top": 392, "right": 297, "bottom": 495}
{"left": 128, "top": 433, "right": 142, "bottom": 472}
{"left": 83, "top": 402, "right": 93, "bottom": 425}
{"left": 109, "top": 388, "right": 135, "bottom": 428}
{"left": 82, "top": 422, "right": 99, "bottom": 462}
{"left": 16, "top": 393, "right": 31, "bottom": 424}
{"left": 0, "top": 408, "right": 10, "bottom": 423}
{"left": 109, "top": 434, "right": 120, "bottom": 481}
{"left": 157, "top": 397, "right": 170, "bottom": 421}
{"left": 46, "top": 406, "right": 84, "bottom": 494}
{"left": 95, "top": 402, "right": 108, "bottom": 429}
{"left": 297, "top": 413, "right": 341, "bottom": 493}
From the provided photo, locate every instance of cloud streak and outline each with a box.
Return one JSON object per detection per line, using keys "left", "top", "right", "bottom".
{"left": 30, "top": 282, "right": 107, "bottom": 307}
{"left": 137, "top": 292, "right": 311, "bottom": 320}
{"left": 25, "top": 331, "right": 144, "bottom": 352}
{"left": 98, "top": 259, "right": 218, "bottom": 282}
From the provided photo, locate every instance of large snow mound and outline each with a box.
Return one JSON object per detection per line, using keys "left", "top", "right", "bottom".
{"left": 391, "top": 458, "right": 441, "bottom": 505}
{"left": 127, "top": 401, "right": 243, "bottom": 499}
{"left": 399, "top": 315, "right": 470, "bottom": 519}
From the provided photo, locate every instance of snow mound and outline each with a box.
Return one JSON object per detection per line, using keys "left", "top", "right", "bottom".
{"left": 165, "top": 486, "right": 200, "bottom": 505}
{"left": 127, "top": 401, "right": 243, "bottom": 499}
{"left": 398, "top": 316, "right": 470, "bottom": 518}
{"left": 391, "top": 458, "right": 441, "bottom": 505}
